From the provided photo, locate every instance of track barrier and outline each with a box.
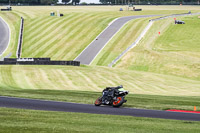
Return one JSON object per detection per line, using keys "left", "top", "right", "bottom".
{"left": 0, "top": 58, "right": 80, "bottom": 66}
{"left": 1, "top": 7, "right": 12, "bottom": 11}
{"left": 16, "top": 17, "right": 24, "bottom": 58}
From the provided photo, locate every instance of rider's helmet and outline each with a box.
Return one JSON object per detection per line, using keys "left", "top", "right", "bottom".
{"left": 118, "top": 85, "right": 123, "bottom": 88}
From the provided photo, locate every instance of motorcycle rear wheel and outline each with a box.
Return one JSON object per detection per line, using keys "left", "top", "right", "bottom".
{"left": 94, "top": 97, "right": 102, "bottom": 106}
{"left": 112, "top": 96, "right": 124, "bottom": 107}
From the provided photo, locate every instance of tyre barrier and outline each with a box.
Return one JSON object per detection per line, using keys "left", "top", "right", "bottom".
{"left": 0, "top": 58, "right": 80, "bottom": 66}
{"left": 134, "top": 9, "right": 142, "bottom": 11}
{"left": 1, "top": 7, "right": 12, "bottom": 11}
{"left": 1, "top": 9, "right": 11, "bottom": 11}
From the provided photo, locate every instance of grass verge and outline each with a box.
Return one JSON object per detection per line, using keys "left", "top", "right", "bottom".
{"left": 0, "top": 65, "right": 200, "bottom": 96}
{"left": 0, "top": 12, "right": 20, "bottom": 58}
{"left": 0, "top": 107, "right": 200, "bottom": 133}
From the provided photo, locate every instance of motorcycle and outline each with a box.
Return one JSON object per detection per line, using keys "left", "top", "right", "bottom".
{"left": 94, "top": 85, "right": 129, "bottom": 107}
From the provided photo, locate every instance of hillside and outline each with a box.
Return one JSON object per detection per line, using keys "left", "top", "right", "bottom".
{"left": 114, "top": 15, "right": 200, "bottom": 80}
{"left": 0, "top": 65, "right": 199, "bottom": 96}
{"left": 0, "top": 6, "right": 198, "bottom": 59}
{"left": 0, "top": 6, "right": 199, "bottom": 96}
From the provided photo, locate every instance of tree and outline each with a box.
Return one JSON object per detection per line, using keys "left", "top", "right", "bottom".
{"left": 0, "top": 0, "right": 9, "bottom": 3}
{"left": 72, "top": 0, "right": 80, "bottom": 5}
{"left": 98, "top": 0, "right": 200, "bottom": 5}
{"left": 40, "top": 0, "right": 57, "bottom": 4}
{"left": 62, "top": 0, "right": 70, "bottom": 4}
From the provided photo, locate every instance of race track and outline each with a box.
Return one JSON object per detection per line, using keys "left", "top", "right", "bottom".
{"left": 74, "top": 15, "right": 159, "bottom": 65}
{"left": 0, "top": 96, "right": 200, "bottom": 121}
{"left": 1, "top": 14, "right": 199, "bottom": 122}
{"left": 0, "top": 17, "right": 10, "bottom": 55}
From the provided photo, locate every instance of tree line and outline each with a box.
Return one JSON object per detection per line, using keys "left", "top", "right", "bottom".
{"left": 100, "top": 0, "right": 200, "bottom": 5}
{"left": 0, "top": 0, "right": 199, "bottom": 5}
{"left": 0, "top": 0, "right": 80, "bottom": 5}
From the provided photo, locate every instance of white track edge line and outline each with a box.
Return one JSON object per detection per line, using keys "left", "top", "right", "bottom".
{"left": 0, "top": 16, "right": 11, "bottom": 57}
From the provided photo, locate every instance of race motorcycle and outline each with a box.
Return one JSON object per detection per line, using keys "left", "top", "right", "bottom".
{"left": 94, "top": 85, "right": 129, "bottom": 107}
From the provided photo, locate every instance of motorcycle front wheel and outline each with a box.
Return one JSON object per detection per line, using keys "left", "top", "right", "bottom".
{"left": 94, "top": 97, "right": 102, "bottom": 106}
{"left": 112, "top": 96, "right": 124, "bottom": 107}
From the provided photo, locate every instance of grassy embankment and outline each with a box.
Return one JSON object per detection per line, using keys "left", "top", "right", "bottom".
{"left": 0, "top": 6, "right": 198, "bottom": 59}
{"left": 0, "top": 11, "right": 20, "bottom": 58}
{"left": 113, "top": 16, "right": 200, "bottom": 80}
{"left": 0, "top": 6, "right": 199, "bottom": 108}
{"left": 0, "top": 65, "right": 200, "bottom": 96}
{"left": 1, "top": 108, "right": 200, "bottom": 133}
{"left": 19, "top": 6, "right": 189, "bottom": 60}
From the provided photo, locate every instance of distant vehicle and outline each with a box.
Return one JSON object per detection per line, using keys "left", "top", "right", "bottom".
{"left": 94, "top": 85, "right": 129, "bottom": 107}
{"left": 133, "top": 7, "right": 142, "bottom": 11}
{"left": 1, "top": 6, "right": 12, "bottom": 11}
{"left": 175, "top": 20, "right": 185, "bottom": 24}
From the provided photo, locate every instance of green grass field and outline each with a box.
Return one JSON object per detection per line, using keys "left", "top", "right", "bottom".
{"left": 1, "top": 108, "right": 200, "bottom": 133}
{"left": 0, "top": 5, "right": 200, "bottom": 101}
{"left": 0, "top": 6, "right": 199, "bottom": 59}
{"left": 113, "top": 15, "right": 200, "bottom": 80}
{"left": 0, "top": 65, "right": 199, "bottom": 96}
{"left": 0, "top": 6, "right": 200, "bottom": 131}
{"left": 0, "top": 11, "right": 20, "bottom": 58}
{"left": 22, "top": 12, "right": 115, "bottom": 60}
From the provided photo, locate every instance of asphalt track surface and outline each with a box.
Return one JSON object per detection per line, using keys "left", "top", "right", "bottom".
{"left": 0, "top": 96, "right": 200, "bottom": 121}
{"left": 74, "top": 15, "right": 159, "bottom": 65}
{"left": 0, "top": 17, "right": 10, "bottom": 55}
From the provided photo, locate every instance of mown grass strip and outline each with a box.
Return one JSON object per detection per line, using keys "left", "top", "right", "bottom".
{"left": 23, "top": 15, "right": 76, "bottom": 56}
{"left": 42, "top": 13, "right": 102, "bottom": 59}
{"left": 1, "top": 107, "right": 200, "bottom": 133}
{"left": 0, "top": 65, "right": 199, "bottom": 96}
{"left": 23, "top": 13, "right": 98, "bottom": 59}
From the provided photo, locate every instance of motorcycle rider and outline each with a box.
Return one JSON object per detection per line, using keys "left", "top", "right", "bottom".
{"left": 102, "top": 85, "right": 123, "bottom": 104}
